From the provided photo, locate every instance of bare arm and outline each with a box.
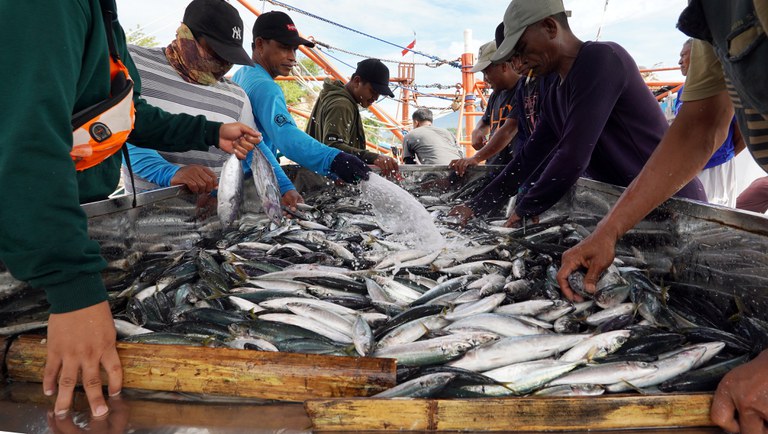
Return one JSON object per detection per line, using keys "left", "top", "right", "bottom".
{"left": 557, "top": 91, "right": 734, "bottom": 299}
{"left": 471, "top": 121, "right": 491, "bottom": 150}
{"left": 473, "top": 118, "right": 518, "bottom": 162}
{"left": 451, "top": 119, "right": 518, "bottom": 176}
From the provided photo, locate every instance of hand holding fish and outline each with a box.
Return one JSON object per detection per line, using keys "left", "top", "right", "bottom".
{"left": 171, "top": 165, "right": 218, "bottom": 194}
{"left": 711, "top": 349, "right": 768, "bottom": 434}
{"left": 43, "top": 301, "right": 122, "bottom": 421}
{"left": 502, "top": 212, "right": 538, "bottom": 228}
{"left": 557, "top": 228, "right": 618, "bottom": 302}
{"left": 281, "top": 190, "right": 304, "bottom": 217}
{"left": 218, "top": 122, "right": 261, "bottom": 159}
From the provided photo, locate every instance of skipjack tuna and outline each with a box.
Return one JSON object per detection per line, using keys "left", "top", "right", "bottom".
{"left": 1, "top": 170, "right": 766, "bottom": 399}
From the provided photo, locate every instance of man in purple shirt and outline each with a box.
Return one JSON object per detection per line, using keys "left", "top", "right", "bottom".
{"left": 449, "top": 0, "right": 706, "bottom": 226}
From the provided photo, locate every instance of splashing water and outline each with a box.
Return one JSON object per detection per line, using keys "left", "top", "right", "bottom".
{"left": 359, "top": 173, "right": 445, "bottom": 249}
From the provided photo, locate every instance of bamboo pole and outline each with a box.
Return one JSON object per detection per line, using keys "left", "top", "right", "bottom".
{"left": 5, "top": 335, "right": 395, "bottom": 402}
{"left": 306, "top": 394, "right": 717, "bottom": 432}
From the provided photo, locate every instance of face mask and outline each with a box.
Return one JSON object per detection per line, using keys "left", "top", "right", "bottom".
{"left": 165, "top": 23, "right": 232, "bottom": 85}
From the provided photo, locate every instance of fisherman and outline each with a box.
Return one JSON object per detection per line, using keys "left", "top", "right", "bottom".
{"left": 448, "top": 0, "right": 706, "bottom": 227}
{"left": 450, "top": 25, "right": 522, "bottom": 177}
{"left": 0, "top": 0, "right": 258, "bottom": 419}
{"left": 674, "top": 38, "right": 743, "bottom": 207}
{"left": 557, "top": 1, "right": 768, "bottom": 432}
{"left": 401, "top": 108, "right": 463, "bottom": 165}
{"left": 305, "top": 58, "right": 400, "bottom": 178}
{"left": 122, "top": 0, "right": 302, "bottom": 211}
{"left": 232, "top": 11, "right": 371, "bottom": 190}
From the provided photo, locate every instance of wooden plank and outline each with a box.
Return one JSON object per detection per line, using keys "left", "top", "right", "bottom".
{"left": 6, "top": 335, "right": 395, "bottom": 402}
{"left": 305, "top": 395, "right": 716, "bottom": 432}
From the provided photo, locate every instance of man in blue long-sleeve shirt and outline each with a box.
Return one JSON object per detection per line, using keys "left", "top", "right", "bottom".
{"left": 449, "top": 0, "right": 706, "bottom": 227}
{"left": 232, "top": 11, "right": 371, "bottom": 188}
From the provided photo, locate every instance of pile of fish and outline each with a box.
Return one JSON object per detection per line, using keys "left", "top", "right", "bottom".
{"left": 1, "top": 170, "right": 766, "bottom": 399}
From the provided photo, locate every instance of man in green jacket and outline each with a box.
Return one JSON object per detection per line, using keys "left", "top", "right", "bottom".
{"left": 0, "top": 0, "right": 257, "bottom": 420}
{"left": 306, "top": 58, "right": 400, "bottom": 177}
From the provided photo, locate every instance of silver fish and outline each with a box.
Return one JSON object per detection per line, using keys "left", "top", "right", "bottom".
{"left": 217, "top": 154, "right": 244, "bottom": 229}
{"left": 249, "top": 147, "right": 283, "bottom": 225}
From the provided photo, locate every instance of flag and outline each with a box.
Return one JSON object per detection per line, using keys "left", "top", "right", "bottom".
{"left": 402, "top": 38, "right": 416, "bottom": 56}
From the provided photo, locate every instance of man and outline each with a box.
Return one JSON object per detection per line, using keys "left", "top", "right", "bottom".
{"left": 306, "top": 58, "right": 400, "bottom": 177}
{"left": 450, "top": 27, "right": 522, "bottom": 176}
{"left": 449, "top": 0, "right": 705, "bottom": 226}
{"left": 0, "top": 0, "right": 257, "bottom": 419}
{"left": 122, "top": 0, "right": 302, "bottom": 210}
{"left": 557, "top": 2, "right": 768, "bottom": 432}
{"left": 233, "top": 11, "right": 371, "bottom": 188}
{"left": 401, "top": 108, "right": 462, "bottom": 165}
{"left": 675, "top": 38, "right": 742, "bottom": 207}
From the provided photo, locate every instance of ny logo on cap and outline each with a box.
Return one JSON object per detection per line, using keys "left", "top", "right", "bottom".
{"left": 286, "top": 24, "right": 296, "bottom": 32}
{"left": 232, "top": 26, "right": 242, "bottom": 40}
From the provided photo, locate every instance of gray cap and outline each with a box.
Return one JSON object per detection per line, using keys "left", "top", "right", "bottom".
{"left": 492, "top": 0, "right": 565, "bottom": 62}
{"left": 470, "top": 41, "right": 497, "bottom": 73}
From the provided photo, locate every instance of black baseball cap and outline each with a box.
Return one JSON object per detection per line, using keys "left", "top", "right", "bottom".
{"left": 183, "top": 0, "right": 254, "bottom": 66}
{"left": 253, "top": 11, "right": 315, "bottom": 48}
{"left": 353, "top": 59, "right": 395, "bottom": 98}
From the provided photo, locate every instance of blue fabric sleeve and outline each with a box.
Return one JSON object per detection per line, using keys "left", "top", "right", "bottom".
{"left": 233, "top": 67, "right": 341, "bottom": 176}
{"left": 124, "top": 143, "right": 179, "bottom": 187}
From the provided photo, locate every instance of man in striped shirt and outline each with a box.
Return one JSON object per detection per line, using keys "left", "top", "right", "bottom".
{"left": 121, "top": 0, "right": 302, "bottom": 208}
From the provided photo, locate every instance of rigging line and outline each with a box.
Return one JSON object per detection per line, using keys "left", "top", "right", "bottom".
{"left": 393, "top": 84, "right": 455, "bottom": 101}
{"left": 595, "top": 0, "right": 610, "bottom": 41}
{"left": 262, "top": 0, "right": 461, "bottom": 68}
{"left": 313, "top": 40, "right": 452, "bottom": 68}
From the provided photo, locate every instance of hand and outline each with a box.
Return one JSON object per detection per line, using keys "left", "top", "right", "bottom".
{"left": 330, "top": 152, "right": 371, "bottom": 184}
{"left": 556, "top": 229, "right": 618, "bottom": 302}
{"left": 43, "top": 302, "right": 122, "bottom": 419}
{"left": 373, "top": 155, "right": 400, "bottom": 179}
{"left": 218, "top": 122, "right": 261, "bottom": 159}
{"left": 502, "top": 212, "right": 539, "bottom": 228}
{"left": 711, "top": 349, "right": 768, "bottom": 434}
{"left": 47, "top": 393, "right": 129, "bottom": 434}
{"left": 471, "top": 128, "right": 487, "bottom": 151}
{"left": 281, "top": 190, "right": 304, "bottom": 217}
{"left": 170, "top": 165, "right": 218, "bottom": 194}
{"left": 449, "top": 157, "right": 479, "bottom": 177}
{"left": 447, "top": 204, "right": 475, "bottom": 227}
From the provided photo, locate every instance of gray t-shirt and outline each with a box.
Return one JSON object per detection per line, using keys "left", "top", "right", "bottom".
{"left": 402, "top": 125, "right": 463, "bottom": 164}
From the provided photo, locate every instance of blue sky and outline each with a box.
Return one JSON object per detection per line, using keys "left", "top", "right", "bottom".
{"left": 118, "top": 0, "right": 690, "bottom": 127}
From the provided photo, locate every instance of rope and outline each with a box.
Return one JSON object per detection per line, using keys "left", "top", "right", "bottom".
{"left": 595, "top": 0, "right": 610, "bottom": 41}
{"left": 313, "top": 40, "right": 454, "bottom": 68}
{"left": 413, "top": 83, "right": 459, "bottom": 90}
{"left": 394, "top": 84, "right": 456, "bottom": 102}
{"left": 262, "top": 0, "right": 462, "bottom": 68}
